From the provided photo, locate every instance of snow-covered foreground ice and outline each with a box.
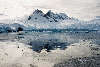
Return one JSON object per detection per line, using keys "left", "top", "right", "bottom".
{"left": 0, "top": 41, "right": 35, "bottom": 67}
{"left": 0, "top": 31, "right": 100, "bottom": 67}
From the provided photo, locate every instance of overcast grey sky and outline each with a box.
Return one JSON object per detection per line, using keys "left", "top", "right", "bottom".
{"left": 0, "top": 0, "right": 100, "bottom": 21}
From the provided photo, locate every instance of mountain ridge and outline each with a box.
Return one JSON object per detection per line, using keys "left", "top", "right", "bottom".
{"left": 27, "top": 9, "right": 71, "bottom": 23}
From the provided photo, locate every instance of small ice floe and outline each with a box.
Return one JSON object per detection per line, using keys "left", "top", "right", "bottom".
{"left": 40, "top": 49, "right": 48, "bottom": 54}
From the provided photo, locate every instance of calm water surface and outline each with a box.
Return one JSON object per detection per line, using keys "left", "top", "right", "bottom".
{"left": 0, "top": 31, "right": 100, "bottom": 51}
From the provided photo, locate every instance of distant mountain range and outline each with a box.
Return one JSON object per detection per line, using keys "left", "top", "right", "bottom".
{"left": 0, "top": 9, "right": 100, "bottom": 33}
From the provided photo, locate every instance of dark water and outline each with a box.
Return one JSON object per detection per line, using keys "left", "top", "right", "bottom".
{"left": 0, "top": 31, "right": 100, "bottom": 52}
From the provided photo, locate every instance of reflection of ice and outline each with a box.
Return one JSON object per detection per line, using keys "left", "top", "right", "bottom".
{"left": 28, "top": 39, "right": 69, "bottom": 52}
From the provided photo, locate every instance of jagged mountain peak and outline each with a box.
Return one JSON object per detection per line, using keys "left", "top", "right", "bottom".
{"left": 44, "top": 10, "right": 54, "bottom": 17}
{"left": 33, "top": 9, "right": 44, "bottom": 15}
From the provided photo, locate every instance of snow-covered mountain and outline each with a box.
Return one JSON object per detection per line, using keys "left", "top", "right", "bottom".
{"left": 0, "top": 9, "right": 100, "bottom": 33}
{"left": 24, "top": 9, "right": 73, "bottom": 29}
{"left": 27, "top": 9, "right": 70, "bottom": 22}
